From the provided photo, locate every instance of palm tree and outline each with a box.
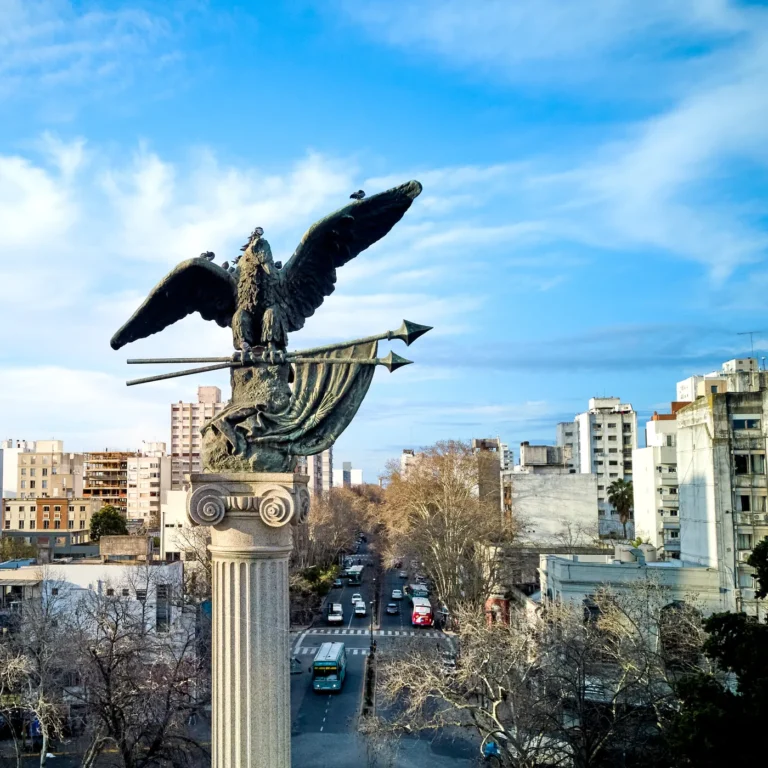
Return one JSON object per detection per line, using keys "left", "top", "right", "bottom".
{"left": 607, "top": 478, "right": 633, "bottom": 539}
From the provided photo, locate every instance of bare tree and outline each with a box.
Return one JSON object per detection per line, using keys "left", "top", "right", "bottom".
{"left": 69, "top": 570, "right": 208, "bottom": 768}
{"left": 379, "top": 581, "right": 707, "bottom": 767}
{"left": 172, "top": 524, "right": 213, "bottom": 601}
{"left": 378, "top": 441, "right": 517, "bottom": 612}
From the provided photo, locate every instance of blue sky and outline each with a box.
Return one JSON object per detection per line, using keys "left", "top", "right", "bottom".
{"left": 2, "top": 0, "right": 768, "bottom": 480}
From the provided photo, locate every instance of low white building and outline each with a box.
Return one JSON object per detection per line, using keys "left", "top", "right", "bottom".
{"left": 632, "top": 409, "right": 681, "bottom": 558}
{"left": 539, "top": 549, "right": 725, "bottom": 617}
{"left": 160, "top": 490, "right": 191, "bottom": 562}
{"left": 0, "top": 439, "right": 35, "bottom": 499}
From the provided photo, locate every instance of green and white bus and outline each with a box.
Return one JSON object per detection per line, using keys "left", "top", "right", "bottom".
{"left": 312, "top": 642, "right": 347, "bottom": 693}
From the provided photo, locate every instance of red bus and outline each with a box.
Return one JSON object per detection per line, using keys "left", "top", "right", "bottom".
{"left": 411, "top": 596, "right": 434, "bottom": 627}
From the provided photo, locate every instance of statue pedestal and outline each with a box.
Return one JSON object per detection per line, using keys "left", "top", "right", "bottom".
{"left": 187, "top": 472, "right": 310, "bottom": 768}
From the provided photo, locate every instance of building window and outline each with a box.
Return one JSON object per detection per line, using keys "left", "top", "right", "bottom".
{"left": 623, "top": 424, "right": 631, "bottom": 432}
{"left": 20, "top": 468, "right": 26, "bottom": 476}
{"left": 43, "top": 521, "right": 49, "bottom": 529}
{"left": 41, "top": 480, "right": 48, "bottom": 490}
{"left": 669, "top": 531, "right": 679, "bottom": 539}
{"left": 20, "top": 481, "right": 26, "bottom": 489}
{"left": 80, "top": 520, "right": 85, "bottom": 529}
{"left": 29, "top": 481, "right": 35, "bottom": 489}
{"left": 740, "top": 495, "right": 751, "bottom": 512}
{"left": 735, "top": 454, "right": 766, "bottom": 475}
{"left": 609, "top": 472, "right": 618, "bottom": 477}
{"left": 18, "top": 520, "right": 24, "bottom": 529}
{"left": 29, "top": 520, "right": 35, "bottom": 529}
{"left": 4, "top": 520, "right": 9, "bottom": 529}
{"left": 597, "top": 485, "right": 604, "bottom": 490}
{"left": 135, "top": 589, "right": 147, "bottom": 602}
{"left": 625, "top": 462, "right": 632, "bottom": 470}
{"left": 80, "top": 506, "right": 86, "bottom": 512}
{"left": 43, "top": 506, "right": 49, "bottom": 513}
{"left": 738, "top": 533, "right": 753, "bottom": 550}
{"left": 30, "top": 468, "right": 36, "bottom": 477}
{"left": 609, "top": 448, "right": 618, "bottom": 454}
{"left": 609, "top": 460, "right": 618, "bottom": 466}
{"left": 67, "top": 520, "right": 73, "bottom": 529}
{"left": 42, "top": 468, "right": 48, "bottom": 476}
{"left": 710, "top": 385, "right": 718, "bottom": 394}
{"left": 733, "top": 418, "right": 761, "bottom": 430}
{"left": 54, "top": 505, "right": 61, "bottom": 512}
{"left": 608, "top": 435, "right": 617, "bottom": 441}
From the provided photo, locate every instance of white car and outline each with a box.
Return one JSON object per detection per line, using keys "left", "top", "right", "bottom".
{"left": 354, "top": 601, "right": 367, "bottom": 617}
{"left": 391, "top": 589, "right": 403, "bottom": 600}
{"left": 351, "top": 593, "right": 363, "bottom": 604}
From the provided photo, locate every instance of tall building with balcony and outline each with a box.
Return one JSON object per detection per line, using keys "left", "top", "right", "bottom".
{"left": 126, "top": 442, "right": 171, "bottom": 527}
{"left": 83, "top": 451, "right": 135, "bottom": 515}
{"left": 632, "top": 405, "right": 686, "bottom": 558}
{"left": 170, "top": 386, "right": 226, "bottom": 489}
{"left": 677, "top": 377, "right": 768, "bottom": 617}
{"left": 15, "top": 440, "right": 83, "bottom": 501}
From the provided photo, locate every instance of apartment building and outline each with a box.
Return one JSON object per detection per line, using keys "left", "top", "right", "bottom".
{"left": 170, "top": 386, "right": 226, "bottom": 489}
{"left": 555, "top": 423, "right": 580, "bottom": 471}
{"left": 332, "top": 461, "right": 363, "bottom": 488}
{"left": 15, "top": 440, "right": 84, "bottom": 501}
{"left": 560, "top": 398, "right": 638, "bottom": 534}
{"left": 632, "top": 406, "right": 685, "bottom": 558}
{"left": 0, "top": 439, "right": 34, "bottom": 498}
{"left": 296, "top": 448, "right": 333, "bottom": 496}
{"left": 126, "top": 442, "right": 171, "bottom": 527}
{"left": 677, "top": 383, "right": 768, "bottom": 617}
{"left": 2, "top": 496, "right": 100, "bottom": 543}
{"left": 83, "top": 451, "right": 136, "bottom": 515}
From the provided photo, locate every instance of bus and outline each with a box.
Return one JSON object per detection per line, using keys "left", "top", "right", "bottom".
{"left": 411, "top": 597, "right": 434, "bottom": 627}
{"left": 408, "top": 583, "right": 429, "bottom": 599}
{"left": 312, "top": 642, "right": 347, "bottom": 692}
{"left": 345, "top": 565, "right": 364, "bottom": 586}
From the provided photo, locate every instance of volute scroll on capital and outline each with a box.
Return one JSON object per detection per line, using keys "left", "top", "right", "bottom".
{"left": 186, "top": 482, "right": 309, "bottom": 528}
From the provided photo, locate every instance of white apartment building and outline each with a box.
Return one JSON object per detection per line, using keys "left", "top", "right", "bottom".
{"left": 15, "top": 440, "right": 84, "bottom": 501}
{"left": 632, "top": 410, "right": 680, "bottom": 558}
{"left": 559, "top": 398, "right": 637, "bottom": 534}
{"left": 1, "top": 439, "right": 35, "bottom": 499}
{"left": 296, "top": 448, "right": 333, "bottom": 495}
{"left": 556, "top": 423, "right": 579, "bottom": 471}
{"left": 170, "top": 386, "right": 226, "bottom": 489}
{"left": 332, "top": 461, "right": 363, "bottom": 488}
{"left": 126, "top": 441, "right": 171, "bottom": 526}
{"left": 677, "top": 383, "right": 768, "bottom": 618}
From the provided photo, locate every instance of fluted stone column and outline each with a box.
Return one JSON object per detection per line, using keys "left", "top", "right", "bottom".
{"left": 187, "top": 472, "right": 310, "bottom": 768}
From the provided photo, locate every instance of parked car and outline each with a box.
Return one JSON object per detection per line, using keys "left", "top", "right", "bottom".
{"left": 391, "top": 589, "right": 403, "bottom": 600}
{"left": 398, "top": 571, "right": 408, "bottom": 579}
{"left": 351, "top": 593, "right": 363, "bottom": 604}
{"left": 386, "top": 602, "right": 399, "bottom": 615}
{"left": 354, "top": 601, "right": 367, "bottom": 617}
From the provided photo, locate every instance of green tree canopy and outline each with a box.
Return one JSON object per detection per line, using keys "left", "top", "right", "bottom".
{"left": 89, "top": 504, "right": 128, "bottom": 542}
{"left": 607, "top": 478, "right": 633, "bottom": 539}
{"left": 747, "top": 536, "right": 768, "bottom": 599}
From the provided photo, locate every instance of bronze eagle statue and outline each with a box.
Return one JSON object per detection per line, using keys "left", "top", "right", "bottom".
{"left": 110, "top": 180, "right": 423, "bottom": 355}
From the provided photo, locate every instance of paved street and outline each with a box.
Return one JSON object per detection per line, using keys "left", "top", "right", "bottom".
{"left": 288, "top": 554, "right": 475, "bottom": 766}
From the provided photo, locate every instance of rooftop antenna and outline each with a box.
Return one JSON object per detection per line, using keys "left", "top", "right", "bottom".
{"left": 737, "top": 330, "right": 764, "bottom": 359}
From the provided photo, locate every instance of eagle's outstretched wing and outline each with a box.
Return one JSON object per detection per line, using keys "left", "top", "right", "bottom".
{"left": 277, "top": 180, "right": 422, "bottom": 333}
{"left": 111, "top": 257, "right": 237, "bottom": 350}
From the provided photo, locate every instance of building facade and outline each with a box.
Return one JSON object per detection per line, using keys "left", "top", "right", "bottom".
{"left": 564, "top": 398, "right": 638, "bottom": 533}
{"left": 170, "top": 386, "right": 226, "bottom": 489}
{"left": 556, "top": 422, "right": 580, "bottom": 471}
{"left": 296, "top": 448, "right": 333, "bottom": 496}
{"left": 1, "top": 439, "right": 35, "bottom": 499}
{"left": 83, "top": 451, "right": 136, "bottom": 515}
{"left": 502, "top": 444, "right": 599, "bottom": 545}
{"left": 632, "top": 408, "right": 683, "bottom": 558}
{"left": 332, "top": 461, "right": 363, "bottom": 488}
{"left": 2, "top": 496, "right": 100, "bottom": 545}
{"left": 15, "top": 440, "right": 83, "bottom": 501}
{"left": 677, "top": 384, "right": 768, "bottom": 618}
{"left": 126, "top": 442, "right": 171, "bottom": 527}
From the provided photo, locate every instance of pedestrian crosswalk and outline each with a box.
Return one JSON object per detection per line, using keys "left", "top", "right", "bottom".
{"left": 307, "top": 628, "right": 442, "bottom": 638}
{"left": 297, "top": 646, "right": 369, "bottom": 656}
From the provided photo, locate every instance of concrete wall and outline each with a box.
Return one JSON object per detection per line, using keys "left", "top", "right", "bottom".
{"left": 539, "top": 553, "right": 726, "bottom": 616}
{"left": 506, "top": 472, "right": 599, "bottom": 545}
{"left": 632, "top": 446, "right": 659, "bottom": 546}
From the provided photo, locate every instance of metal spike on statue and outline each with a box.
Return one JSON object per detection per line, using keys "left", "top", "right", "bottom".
{"left": 111, "top": 180, "right": 431, "bottom": 474}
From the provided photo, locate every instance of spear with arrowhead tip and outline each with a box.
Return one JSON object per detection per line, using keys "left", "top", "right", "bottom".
{"left": 122, "top": 321, "right": 430, "bottom": 386}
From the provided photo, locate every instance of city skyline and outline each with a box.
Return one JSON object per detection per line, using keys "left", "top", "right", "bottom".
{"left": 2, "top": 1, "right": 768, "bottom": 480}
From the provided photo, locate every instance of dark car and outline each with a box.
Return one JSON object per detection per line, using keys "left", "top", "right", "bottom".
{"left": 386, "top": 603, "right": 400, "bottom": 615}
